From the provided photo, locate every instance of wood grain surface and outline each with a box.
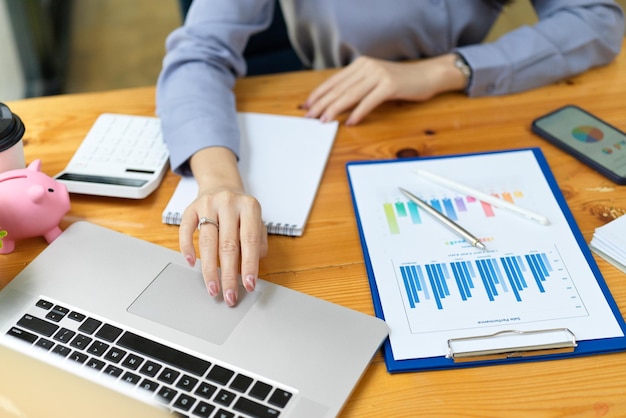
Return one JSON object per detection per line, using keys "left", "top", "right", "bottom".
{"left": 3, "top": 41, "right": 626, "bottom": 417}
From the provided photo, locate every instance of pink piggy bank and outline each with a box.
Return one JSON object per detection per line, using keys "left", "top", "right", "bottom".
{"left": 0, "top": 159, "right": 70, "bottom": 254}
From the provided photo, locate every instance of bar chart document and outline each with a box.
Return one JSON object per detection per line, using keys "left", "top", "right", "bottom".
{"left": 347, "top": 148, "right": 626, "bottom": 372}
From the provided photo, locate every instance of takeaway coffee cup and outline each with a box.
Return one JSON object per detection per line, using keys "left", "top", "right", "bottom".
{"left": 0, "top": 102, "right": 26, "bottom": 173}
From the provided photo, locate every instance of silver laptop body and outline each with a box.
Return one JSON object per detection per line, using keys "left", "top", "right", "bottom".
{"left": 0, "top": 221, "right": 388, "bottom": 417}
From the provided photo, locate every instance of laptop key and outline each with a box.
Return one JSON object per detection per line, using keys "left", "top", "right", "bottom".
{"left": 214, "top": 409, "right": 234, "bottom": 418}
{"left": 122, "top": 353, "right": 144, "bottom": 370}
{"left": 70, "top": 334, "right": 92, "bottom": 349}
{"left": 229, "top": 374, "right": 253, "bottom": 393}
{"left": 214, "top": 389, "right": 236, "bottom": 407}
{"left": 35, "top": 299, "right": 54, "bottom": 310}
{"left": 268, "top": 388, "right": 293, "bottom": 408}
{"left": 104, "top": 346, "right": 127, "bottom": 363}
{"left": 249, "top": 381, "right": 273, "bottom": 401}
{"left": 86, "top": 358, "right": 106, "bottom": 371}
{"left": 51, "top": 345, "right": 72, "bottom": 357}
{"left": 118, "top": 332, "right": 211, "bottom": 377}
{"left": 68, "top": 351, "right": 88, "bottom": 364}
{"left": 35, "top": 338, "right": 55, "bottom": 351}
{"left": 17, "top": 314, "right": 59, "bottom": 337}
{"left": 6, "top": 327, "right": 38, "bottom": 344}
{"left": 140, "top": 360, "right": 162, "bottom": 377}
{"left": 104, "top": 365, "right": 123, "bottom": 378}
{"left": 45, "top": 311, "right": 66, "bottom": 322}
{"left": 233, "top": 397, "right": 281, "bottom": 418}
{"left": 158, "top": 367, "right": 180, "bottom": 384}
{"left": 45, "top": 305, "right": 69, "bottom": 322}
{"left": 121, "top": 371, "right": 141, "bottom": 385}
{"left": 95, "top": 323, "right": 123, "bottom": 342}
{"left": 53, "top": 328, "right": 75, "bottom": 343}
{"left": 139, "top": 378, "right": 159, "bottom": 392}
{"left": 173, "top": 393, "right": 196, "bottom": 411}
{"left": 176, "top": 374, "right": 199, "bottom": 391}
{"left": 194, "top": 382, "right": 218, "bottom": 400}
{"left": 68, "top": 311, "right": 86, "bottom": 322}
{"left": 87, "top": 340, "right": 110, "bottom": 356}
{"left": 206, "top": 365, "right": 234, "bottom": 385}
{"left": 78, "top": 317, "right": 103, "bottom": 334}
{"left": 192, "top": 401, "right": 215, "bottom": 418}
{"left": 157, "top": 386, "right": 178, "bottom": 404}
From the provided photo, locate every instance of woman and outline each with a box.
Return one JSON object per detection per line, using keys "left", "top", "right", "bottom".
{"left": 156, "top": 0, "right": 624, "bottom": 306}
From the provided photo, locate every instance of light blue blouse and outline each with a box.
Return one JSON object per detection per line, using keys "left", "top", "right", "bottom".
{"left": 156, "top": 0, "right": 624, "bottom": 174}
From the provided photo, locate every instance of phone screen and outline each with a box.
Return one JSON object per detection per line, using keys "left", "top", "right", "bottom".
{"left": 533, "top": 105, "right": 626, "bottom": 181}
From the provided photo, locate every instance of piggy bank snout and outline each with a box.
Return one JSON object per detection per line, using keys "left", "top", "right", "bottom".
{"left": 26, "top": 182, "right": 69, "bottom": 207}
{"left": 27, "top": 184, "right": 45, "bottom": 202}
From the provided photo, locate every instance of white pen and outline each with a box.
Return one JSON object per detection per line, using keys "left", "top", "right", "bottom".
{"left": 414, "top": 169, "right": 550, "bottom": 226}
{"left": 399, "top": 187, "right": 487, "bottom": 251}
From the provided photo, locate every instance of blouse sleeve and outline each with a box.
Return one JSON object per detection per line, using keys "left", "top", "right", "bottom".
{"left": 456, "top": 0, "right": 624, "bottom": 97}
{"left": 156, "top": 0, "right": 274, "bottom": 175}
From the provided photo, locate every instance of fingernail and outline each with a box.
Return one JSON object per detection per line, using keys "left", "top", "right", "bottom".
{"left": 184, "top": 254, "right": 195, "bottom": 266}
{"left": 304, "top": 111, "right": 314, "bottom": 118}
{"left": 207, "top": 281, "right": 219, "bottom": 296}
{"left": 320, "top": 114, "right": 331, "bottom": 123}
{"left": 298, "top": 103, "right": 308, "bottom": 110}
{"left": 345, "top": 118, "right": 355, "bottom": 126}
{"left": 225, "top": 289, "right": 237, "bottom": 307}
{"left": 244, "top": 275, "right": 256, "bottom": 291}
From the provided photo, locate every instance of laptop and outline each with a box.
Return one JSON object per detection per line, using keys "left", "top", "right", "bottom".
{"left": 0, "top": 221, "right": 388, "bottom": 417}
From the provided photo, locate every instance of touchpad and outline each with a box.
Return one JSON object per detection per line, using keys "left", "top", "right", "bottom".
{"left": 128, "top": 263, "right": 260, "bottom": 345}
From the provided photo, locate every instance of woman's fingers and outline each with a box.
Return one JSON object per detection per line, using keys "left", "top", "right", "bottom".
{"left": 303, "top": 55, "right": 457, "bottom": 125}
{"left": 180, "top": 188, "right": 266, "bottom": 307}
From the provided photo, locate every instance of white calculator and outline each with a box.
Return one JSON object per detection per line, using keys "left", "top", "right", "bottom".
{"left": 55, "top": 113, "right": 170, "bottom": 199}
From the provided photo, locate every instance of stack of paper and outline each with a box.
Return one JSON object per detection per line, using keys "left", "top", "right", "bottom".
{"left": 590, "top": 215, "right": 626, "bottom": 274}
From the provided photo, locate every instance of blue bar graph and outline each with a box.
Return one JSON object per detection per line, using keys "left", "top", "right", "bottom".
{"left": 450, "top": 261, "right": 475, "bottom": 301}
{"left": 399, "top": 252, "right": 554, "bottom": 310}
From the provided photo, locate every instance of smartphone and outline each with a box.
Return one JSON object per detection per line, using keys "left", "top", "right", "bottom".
{"left": 532, "top": 105, "right": 626, "bottom": 184}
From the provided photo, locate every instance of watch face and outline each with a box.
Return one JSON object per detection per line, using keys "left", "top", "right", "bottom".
{"left": 454, "top": 56, "right": 471, "bottom": 78}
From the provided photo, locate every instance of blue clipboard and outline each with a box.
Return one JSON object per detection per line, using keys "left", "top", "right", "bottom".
{"left": 347, "top": 148, "right": 626, "bottom": 373}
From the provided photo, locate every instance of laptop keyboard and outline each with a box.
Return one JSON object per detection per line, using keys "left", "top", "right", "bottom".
{"left": 4, "top": 297, "right": 294, "bottom": 418}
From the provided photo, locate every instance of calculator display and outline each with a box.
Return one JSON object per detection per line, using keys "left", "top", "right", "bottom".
{"left": 57, "top": 172, "right": 148, "bottom": 187}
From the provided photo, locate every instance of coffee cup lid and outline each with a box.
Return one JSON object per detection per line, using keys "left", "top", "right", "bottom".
{"left": 0, "top": 102, "right": 25, "bottom": 152}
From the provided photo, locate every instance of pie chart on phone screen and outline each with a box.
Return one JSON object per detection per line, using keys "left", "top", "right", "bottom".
{"left": 572, "top": 126, "right": 604, "bottom": 143}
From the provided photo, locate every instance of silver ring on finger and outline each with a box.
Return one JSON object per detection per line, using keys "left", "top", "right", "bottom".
{"left": 197, "top": 217, "right": 219, "bottom": 231}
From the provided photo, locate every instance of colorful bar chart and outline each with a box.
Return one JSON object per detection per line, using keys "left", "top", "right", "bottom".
{"left": 385, "top": 189, "right": 525, "bottom": 234}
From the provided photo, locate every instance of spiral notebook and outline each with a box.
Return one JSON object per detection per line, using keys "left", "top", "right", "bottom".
{"left": 162, "top": 112, "right": 338, "bottom": 236}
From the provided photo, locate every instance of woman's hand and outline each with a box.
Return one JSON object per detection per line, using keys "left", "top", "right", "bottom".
{"left": 179, "top": 147, "right": 268, "bottom": 307}
{"left": 302, "top": 54, "right": 466, "bottom": 125}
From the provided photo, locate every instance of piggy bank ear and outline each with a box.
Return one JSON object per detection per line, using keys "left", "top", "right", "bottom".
{"left": 27, "top": 159, "right": 42, "bottom": 172}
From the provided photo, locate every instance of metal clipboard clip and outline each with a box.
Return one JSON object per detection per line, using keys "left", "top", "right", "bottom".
{"left": 447, "top": 328, "right": 577, "bottom": 363}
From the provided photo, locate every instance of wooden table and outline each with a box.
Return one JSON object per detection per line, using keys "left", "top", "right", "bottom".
{"left": 4, "top": 43, "right": 626, "bottom": 416}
